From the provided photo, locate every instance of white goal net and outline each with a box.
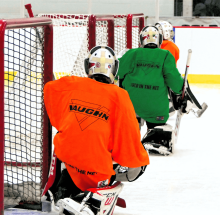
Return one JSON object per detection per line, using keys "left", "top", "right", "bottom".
{"left": 38, "top": 13, "right": 145, "bottom": 79}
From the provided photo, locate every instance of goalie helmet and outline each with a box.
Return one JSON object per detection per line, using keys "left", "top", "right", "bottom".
{"left": 84, "top": 46, "right": 119, "bottom": 83}
{"left": 140, "top": 25, "right": 163, "bottom": 48}
{"left": 155, "top": 21, "right": 174, "bottom": 40}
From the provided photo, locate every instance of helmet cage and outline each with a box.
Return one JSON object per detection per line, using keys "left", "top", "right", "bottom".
{"left": 155, "top": 21, "right": 174, "bottom": 40}
{"left": 84, "top": 46, "right": 119, "bottom": 83}
{"left": 140, "top": 25, "right": 163, "bottom": 48}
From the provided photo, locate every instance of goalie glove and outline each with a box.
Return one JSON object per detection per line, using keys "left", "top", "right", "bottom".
{"left": 169, "top": 89, "right": 194, "bottom": 114}
{"left": 168, "top": 80, "right": 202, "bottom": 114}
{"left": 176, "top": 93, "right": 194, "bottom": 114}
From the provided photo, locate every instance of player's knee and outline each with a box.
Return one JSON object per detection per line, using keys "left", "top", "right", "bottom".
{"left": 57, "top": 181, "right": 124, "bottom": 215}
{"left": 115, "top": 165, "right": 147, "bottom": 182}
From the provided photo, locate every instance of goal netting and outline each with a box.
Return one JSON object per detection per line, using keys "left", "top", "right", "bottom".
{"left": 1, "top": 17, "right": 53, "bottom": 210}
{"left": 37, "top": 13, "right": 144, "bottom": 79}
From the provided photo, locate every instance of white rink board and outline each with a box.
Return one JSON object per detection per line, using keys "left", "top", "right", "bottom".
{"left": 174, "top": 27, "right": 220, "bottom": 75}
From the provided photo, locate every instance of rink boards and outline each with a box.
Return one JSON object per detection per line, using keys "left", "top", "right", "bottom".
{"left": 174, "top": 26, "right": 220, "bottom": 84}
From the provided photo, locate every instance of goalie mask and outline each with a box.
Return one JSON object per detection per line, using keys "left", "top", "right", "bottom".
{"left": 84, "top": 46, "right": 119, "bottom": 83}
{"left": 140, "top": 25, "right": 163, "bottom": 48}
{"left": 155, "top": 21, "right": 174, "bottom": 40}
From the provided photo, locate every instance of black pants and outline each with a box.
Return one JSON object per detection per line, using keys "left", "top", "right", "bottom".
{"left": 55, "top": 169, "right": 82, "bottom": 201}
{"left": 55, "top": 169, "right": 116, "bottom": 201}
{"left": 136, "top": 117, "right": 165, "bottom": 129}
{"left": 145, "top": 121, "right": 165, "bottom": 129}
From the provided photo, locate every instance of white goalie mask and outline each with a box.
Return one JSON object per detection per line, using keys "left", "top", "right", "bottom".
{"left": 84, "top": 46, "right": 119, "bottom": 83}
{"left": 155, "top": 21, "right": 174, "bottom": 40}
{"left": 140, "top": 25, "right": 163, "bottom": 48}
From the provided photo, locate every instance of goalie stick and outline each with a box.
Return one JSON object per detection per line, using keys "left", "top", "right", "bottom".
{"left": 174, "top": 49, "right": 192, "bottom": 145}
{"left": 190, "top": 102, "right": 208, "bottom": 118}
{"left": 184, "top": 81, "right": 208, "bottom": 118}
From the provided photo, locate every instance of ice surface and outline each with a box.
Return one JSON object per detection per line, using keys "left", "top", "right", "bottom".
{"left": 114, "top": 84, "right": 220, "bottom": 215}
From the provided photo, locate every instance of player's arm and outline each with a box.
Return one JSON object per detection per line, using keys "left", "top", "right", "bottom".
{"left": 163, "top": 51, "right": 183, "bottom": 94}
{"left": 165, "top": 51, "right": 201, "bottom": 114}
{"left": 109, "top": 90, "right": 150, "bottom": 181}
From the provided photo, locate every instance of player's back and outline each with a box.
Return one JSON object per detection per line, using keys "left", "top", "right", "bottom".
{"left": 44, "top": 75, "right": 147, "bottom": 190}
{"left": 117, "top": 47, "right": 182, "bottom": 124}
{"left": 118, "top": 48, "right": 172, "bottom": 123}
{"left": 44, "top": 75, "right": 129, "bottom": 161}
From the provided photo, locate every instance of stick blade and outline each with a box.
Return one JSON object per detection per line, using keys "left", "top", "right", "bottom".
{"left": 196, "top": 102, "right": 208, "bottom": 118}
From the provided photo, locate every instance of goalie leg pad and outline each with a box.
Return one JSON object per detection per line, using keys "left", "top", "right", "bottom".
{"left": 142, "top": 124, "right": 174, "bottom": 155}
{"left": 87, "top": 181, "right": 124, "bottom": 214}
{"left": 57, "top": 182, "right": 124, "bottom": 215}
{"left": 169, "top": 99, "right": 176, "bottom": 117}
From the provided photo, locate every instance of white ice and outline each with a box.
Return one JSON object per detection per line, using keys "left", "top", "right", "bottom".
{"left": 114, "top": 84, "right": 220, "bottom": 215}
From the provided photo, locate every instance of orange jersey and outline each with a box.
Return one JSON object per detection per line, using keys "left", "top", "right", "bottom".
{"left": 44, "top": 76, "right": 149, "bottom": 191}
{"left": 161, "top": 40, "right": 179, "bottom": 64}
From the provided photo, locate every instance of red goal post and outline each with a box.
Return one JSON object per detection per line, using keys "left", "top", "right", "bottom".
{"left": 114, "top": 14, "right": 145, "bottom": 50}
{"left": 0, "top": 17, "right": 53, "bottom": 212}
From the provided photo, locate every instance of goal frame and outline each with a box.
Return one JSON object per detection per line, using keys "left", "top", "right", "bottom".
{"left": 37, "top": 12, "right": 145, "bottom": 79}
{"left": 88, "top": 13, "right": 145, "bottom": 50}
{"left": 84, "top": 13, "right": 145, "bottom": 51}
{"left": 0, "top": 17, "right": 53, "bottom": 213}
{"left": 25, "top": 4, "right": 145, "bottom": 52}
{"left": 114, "top": 13, "right": 145, "bottom": 49}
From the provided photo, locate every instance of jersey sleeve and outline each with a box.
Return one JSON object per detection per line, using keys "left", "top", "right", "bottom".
{"left": 163, "top": 51, "right": 184, "bottom": 94}
{"left": 174, "top": 44, "right": 180, "bottom": 63}
{"left": 109, "top": 90, "right": 150, "bottom": 168}
{"left": 115, "top": 49, "right": 135, "bottom": 80}
{"left": 44, "top": 80, "right": 63, "bottom": 130}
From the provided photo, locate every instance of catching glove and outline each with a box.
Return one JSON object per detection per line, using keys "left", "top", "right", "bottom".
{"left": 176, "top": 93, "right": 194, "bottom": 114}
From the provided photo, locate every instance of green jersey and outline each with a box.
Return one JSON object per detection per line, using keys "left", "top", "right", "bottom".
{"left": 115, "top": 48, "right": 184, "bottom": 124}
